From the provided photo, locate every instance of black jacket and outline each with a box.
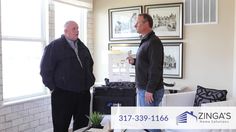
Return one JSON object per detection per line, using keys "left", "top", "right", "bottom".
{"left": 135, "top": 31, "right": 163, "bottom": 93}
{"left": 40, "top": 35, "right": 95, "bottom": 93}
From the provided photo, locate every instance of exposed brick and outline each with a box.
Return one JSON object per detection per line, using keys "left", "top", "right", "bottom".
{"left": 18, "top": 123, "right": 30, "bottom": 131}
{"left": 5, "top": 126, "right": 18, "bottom": 132}
{"left": 5, "top": 113, "right": 18, "bottom": 121}
{"left": 23, "top": 115, "right": 34, "bottom": 123}
{"left": 0, "top": 107, "right": 12, "bottom": 116}
{"left": 12, "top": 118, "right": 24, "bottom": 127}
{"left": 22, "top": 128, "right": 34, "bottom": 132}
{"left": 39, "top": 118, "right": 48, "bottom": 125}
{"left": 30, "top": 120, "right": 39, "bottom": 128}
{"left": 11, "top": 104, "right": 24, "bottom": 112}
{"left": 0, "top": 116, "right": 5, "bottom": 123}
{"left": 0, "top": 121, "right": 12, "bottom": 130}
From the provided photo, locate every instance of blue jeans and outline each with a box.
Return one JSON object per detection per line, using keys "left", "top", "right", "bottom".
{"left": 137, "top": 87, "right": 164, "bottom": 132}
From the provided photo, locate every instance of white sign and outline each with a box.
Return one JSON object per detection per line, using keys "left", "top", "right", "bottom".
{"left": 108, "top": 51, "right": 130, "bottom": 82}
{"left": 111, "top": 107, "right": 236, "bottom": 129}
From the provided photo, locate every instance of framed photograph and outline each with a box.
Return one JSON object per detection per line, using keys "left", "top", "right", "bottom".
{"left": 163, "top": 42, "right": 183, "bottom": 78}
{"left": 108, "top": 6, "right": 142, "bottom": 41}
{"left": 108, "top": 43, "right": 139, "bottom": 81}
{"left": 108, "top": 43, "right": 139, "bottom": 53}
{"left": 144, "top": 3, "right": 183, "bottom": 40}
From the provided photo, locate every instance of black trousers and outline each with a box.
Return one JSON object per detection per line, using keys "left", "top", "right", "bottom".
{"left": 51, "top": 88, "right": 90, "bottom": 132}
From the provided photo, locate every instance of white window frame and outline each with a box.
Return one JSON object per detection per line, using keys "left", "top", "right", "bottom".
{"left": 1, "top": 0, "right": 49, "bottom": 102}
{"left": 54, "top": 0, "right": 88, "bottom": 44}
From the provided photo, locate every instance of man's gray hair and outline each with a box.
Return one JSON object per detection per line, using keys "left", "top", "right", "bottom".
{"left": 64, "top": 20, "right": 76, "bottom": 29}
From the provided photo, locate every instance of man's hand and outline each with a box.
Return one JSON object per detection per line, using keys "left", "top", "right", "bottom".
{"left": 145, "top": 91, "right": 154, "bottom": 104}
{"left": 126, "top": 56, "right": 134, "bottom": 64}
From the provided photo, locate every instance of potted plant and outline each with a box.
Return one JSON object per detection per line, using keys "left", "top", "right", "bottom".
{"left": 87, "top": 111, "right": 104, "bottom": 129}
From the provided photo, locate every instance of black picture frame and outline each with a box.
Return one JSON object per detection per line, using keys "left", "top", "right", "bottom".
{"left": 108, "top": 43, "right": 139, "bottom": 52}
{"left": 144, "top": 3, "right": 183, "bottom": 40}
{"left": 108, "top": 42, "right": 183, "bottom": 79}
{"left": 163, "top": 42, "right": 183, "bottom": 78}
{"left": 108, "top": 6, "right": 142, "bottom": 41}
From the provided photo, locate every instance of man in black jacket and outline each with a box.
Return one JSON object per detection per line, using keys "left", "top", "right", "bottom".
{"left": 40, "top": 20, "right": 95, "bottom": 132}
{"left": 127, "top": 13, "right": 164, "bottom": 132}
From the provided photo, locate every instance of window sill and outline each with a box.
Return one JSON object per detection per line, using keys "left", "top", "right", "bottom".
{"left": 1, "top": 94, "right": 50, "bottom": 106}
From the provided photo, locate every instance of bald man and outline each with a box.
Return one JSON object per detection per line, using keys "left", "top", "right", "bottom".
{"left": 40, "top": 20, "right": 95, "bottom": 132}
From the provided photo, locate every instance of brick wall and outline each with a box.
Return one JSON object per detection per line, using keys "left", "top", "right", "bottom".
{"left": 0, "top": 97, "right": 52, "bottom": 132}
{"left": 0, "top": 2, "right": 94, "bottom": 132}
{"left": 87, "top": 10, "right": 94, "bottom": 57}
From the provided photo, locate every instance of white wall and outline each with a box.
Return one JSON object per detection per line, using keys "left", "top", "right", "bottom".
{"left": 93, "top": 0, "right": 235, "bottom": 96}
{"left": 234, "top": 0, "right": 236, "bottom": 97}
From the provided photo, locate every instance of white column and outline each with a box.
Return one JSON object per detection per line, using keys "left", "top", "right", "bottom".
{"left": 233, "top": 0, "right": 236, "bottom": 98}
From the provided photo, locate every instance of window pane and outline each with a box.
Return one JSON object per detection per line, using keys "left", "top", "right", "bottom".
{"left": 2, "top": 41, "right": 45, "bottom": 99}
{"left": 204, "top": 0, "right": 210, "bottom": 22}
{"left": 191, "top": 0, "right": 197, "bottom": 23}
{"left": 54, "top": 1, "right": 87, "bottom": 42}
{"left": 185, "top": 0, "right": 191, "bottom": 24}
{"left": 210, "top": 0, "right": 216, "bottom": 22}
{"left": 1, "top": 0, "right": 41, "bottom": 38}
{"left": 197, "top": 0, "right": 203, "bottom": 23}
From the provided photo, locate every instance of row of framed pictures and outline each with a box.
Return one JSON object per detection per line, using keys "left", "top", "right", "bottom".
{"left": 109, "top": 2, "right": 183, "bottom": 41}
{"left": 108, "top": 42, "right": 183, "bottom": 79}
{"left": 108, "top": 2, "right": 184, "bottom": 79}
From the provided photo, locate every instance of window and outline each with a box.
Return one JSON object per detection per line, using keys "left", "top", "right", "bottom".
{"left": 54, "top": 1, "right": 87, "bottom": 44}
{"left": 1, "top": 0, "right": 48, "bottom": 100}
{"left": 185, "top": 0, "right": 218, "bottom": 25}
